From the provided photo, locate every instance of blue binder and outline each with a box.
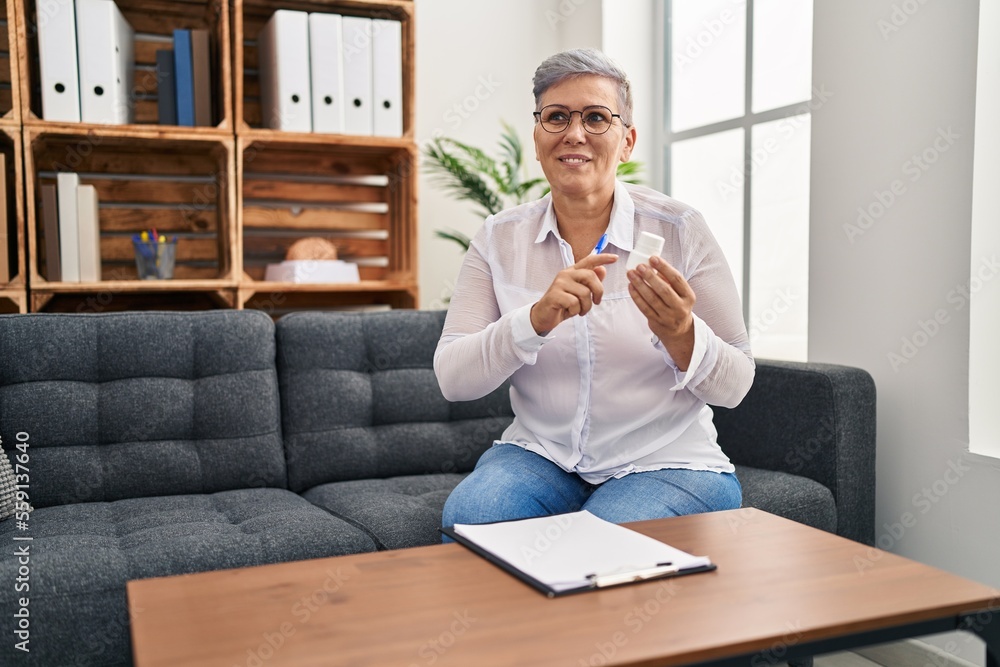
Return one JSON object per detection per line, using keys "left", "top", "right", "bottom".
{"left": 173, "top": 29, "right": 195, "bottom": 126}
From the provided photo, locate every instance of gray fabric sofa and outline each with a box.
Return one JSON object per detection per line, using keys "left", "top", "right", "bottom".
{"left": 0, "top": 309, "right": 875, "bottom": 667}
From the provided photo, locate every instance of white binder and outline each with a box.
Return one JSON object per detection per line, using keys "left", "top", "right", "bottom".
{"left": 37, "top": 0, "right": 81, "bottom": 122}
{"left": 76, "top": 185, "right": 102, "bottom": 282}
{"left": 76, "top": 0, "right": 135, "bottom": 124}
{"left": 341, "top": 16, "right": 373, "bottom": 135}
{"left": 308, "top": 13, "right": 345, "bottom": 134}
{"left": 257, "top": 10, "right": 312, "bottom": 132}
{"left": 372, "top": 19, "right": 402, "bottom": 137}
{"left": 57, "top": 173, "right": 81, "bottom": 283}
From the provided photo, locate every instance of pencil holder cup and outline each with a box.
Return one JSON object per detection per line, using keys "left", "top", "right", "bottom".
{"left": 133, "top": 240, "right": 178, "bottom": 280}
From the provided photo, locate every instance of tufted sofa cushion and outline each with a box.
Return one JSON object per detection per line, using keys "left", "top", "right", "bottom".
{"left": 276, "top": 310, "right": 514, "bottom": 493}
{"left": 301, "top": 473, "right": 466, "bottom": 550}
{"left": 0, "top": 488, "right": 375, "bottom": 667}
{"left": 0, "top": 311, "right": 287, "bottom": 507}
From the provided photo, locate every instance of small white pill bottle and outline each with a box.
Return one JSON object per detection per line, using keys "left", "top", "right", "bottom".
{"left": 625, "top": 232, "right": 665, "bottom": 271}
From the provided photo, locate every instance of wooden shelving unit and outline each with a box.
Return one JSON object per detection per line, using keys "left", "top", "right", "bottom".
{"left": 3, "top": 0, "right": 417, "bottom": 313}
{"left": 2, "top": 0, "right": 23, "bottom": 124}
{"left": 1, "top": 0, "right": 25, "bottom": 311}
{"left": 233, "top": 0, "right": 418, "bottom": 312}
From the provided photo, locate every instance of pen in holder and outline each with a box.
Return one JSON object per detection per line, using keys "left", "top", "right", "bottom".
{"left": 132, "top": 230, "right": 177, "bottom": 280}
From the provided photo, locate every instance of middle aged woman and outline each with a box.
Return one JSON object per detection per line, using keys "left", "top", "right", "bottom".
{"left": 435, "top": 48, "right": 755, "bottom": 534}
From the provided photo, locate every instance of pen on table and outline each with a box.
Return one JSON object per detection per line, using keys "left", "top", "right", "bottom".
{"left": 592, "top": 233, "right": 609, "bottom": 255}
{"left": 587, "top": 561, "right": 677, "bottom": 588}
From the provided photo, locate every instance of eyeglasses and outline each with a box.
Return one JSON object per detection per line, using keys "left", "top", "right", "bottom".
{"left": 532, "top": 105, "right": 624, "bottom": 135}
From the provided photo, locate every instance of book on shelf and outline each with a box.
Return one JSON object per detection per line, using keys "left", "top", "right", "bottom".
{"left": 49, "top": 174, "right": 104, "bottom": 283}
{"left": 191, "top": 29, "right": 213, "bottom": 126}
{"left": 40, "top": 184, "right": 62, "bottom": 282}
{"left": 76, "top": 185, "right": 102, "bottom": 282}
{"left": 173, "top": 29, "right": 196, "bottom": 127}
{"left": 158, "top": 31, "right": 214, "bottom": 127}
{"left": 56, "top": 173, "right": 81, "bottom": 282}
{"left": 156, "top": 50, "right": 177, "bottom": 125}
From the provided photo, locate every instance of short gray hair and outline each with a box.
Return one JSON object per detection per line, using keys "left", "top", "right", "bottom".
{"left": 532, "top": 48, "right": 633, "bottom": 127}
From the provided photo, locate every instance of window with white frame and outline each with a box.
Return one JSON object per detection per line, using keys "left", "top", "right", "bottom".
{"left": 969, "top": 0, "right": 999, "bottom": 459}
{"left": 662, "top": 0, "right": 814, "bottom": 361}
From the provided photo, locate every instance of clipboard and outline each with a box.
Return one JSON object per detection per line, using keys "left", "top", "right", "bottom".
{"left": 440, "top": 511, "right": 717, "bottom": 598}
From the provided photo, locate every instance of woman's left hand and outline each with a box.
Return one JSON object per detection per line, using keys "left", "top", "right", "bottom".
{"left": 628, "top": 255, "right": 697, "bottom": 371}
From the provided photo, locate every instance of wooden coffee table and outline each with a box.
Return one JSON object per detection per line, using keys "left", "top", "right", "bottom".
{"left": 127, "top": 508, "right": 999, "bottom": 666}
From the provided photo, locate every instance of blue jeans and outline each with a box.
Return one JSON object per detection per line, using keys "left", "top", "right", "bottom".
{"left": 442, "top": 443, "right": 741, "bottom": 542}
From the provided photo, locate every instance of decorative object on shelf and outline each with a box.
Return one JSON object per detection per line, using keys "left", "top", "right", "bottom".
{"left": 132, "top": 230, "right": 178, "bottom": 280}
{"left": 423, "top": 122, "right": 642, "bottom": 251}
{"left": 285, "top": 236, "right": 338, "bottom": 260}
{"left": 264, "top": 236, "right": 358, "bottom": 283}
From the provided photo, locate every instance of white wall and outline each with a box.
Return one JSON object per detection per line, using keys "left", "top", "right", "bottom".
{"left": 415, "top": 0, "right": 559, "bottom": 309}
{"left": 810, "top": 0, "right": 999, "bottom": 662}
{"left": 416, "top": 0, "right": 657, "bottom": 309}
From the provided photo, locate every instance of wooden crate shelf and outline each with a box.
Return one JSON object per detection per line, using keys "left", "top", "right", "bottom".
{"left": 16, "top": 0, "right": 232, "bottom": 130}
{"left": 236, "top": 134, "right": 417, "bottom": 310}
{"left": 0, "top": 124, "right": 24, "bottom": 287}
{"left": 235, "top": 0, "right": 414, "bottom": 136}
{"left": 1, "top": 0, "right": 22, "bottom": 122}
{"left": 238, "top": 282, "right": 415, "bottom": 313}
{"left": 31, "top": 286, "right": 236, "bottom": 312}
{"left": 3, "top": 0, "right": 417, "bottom": 314}
{"left": 24, "top": 127, "right": 236, "bottom": 287}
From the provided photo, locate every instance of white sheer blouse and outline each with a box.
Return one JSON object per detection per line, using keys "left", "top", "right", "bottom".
{"left": 434, "top": 181, "right": 755, "bottom": 484}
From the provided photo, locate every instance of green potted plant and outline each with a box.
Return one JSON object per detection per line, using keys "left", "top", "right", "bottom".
{"left": 423, "top": 122, "right": 642, "bottom": 251}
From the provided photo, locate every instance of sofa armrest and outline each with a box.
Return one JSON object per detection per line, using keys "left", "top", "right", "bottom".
{"left": 711, "top": 359, "right": 876, "bottom": 545}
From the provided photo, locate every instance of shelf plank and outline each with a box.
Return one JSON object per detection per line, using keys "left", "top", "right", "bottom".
{"left": 239, "top": 279, "right": 414, "bottom": 294}
{"left": 242, "top": 206, "right": 386, "bottom": 231}
{"left": 31, "top": 278, "right": 237, "bottom": 292}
